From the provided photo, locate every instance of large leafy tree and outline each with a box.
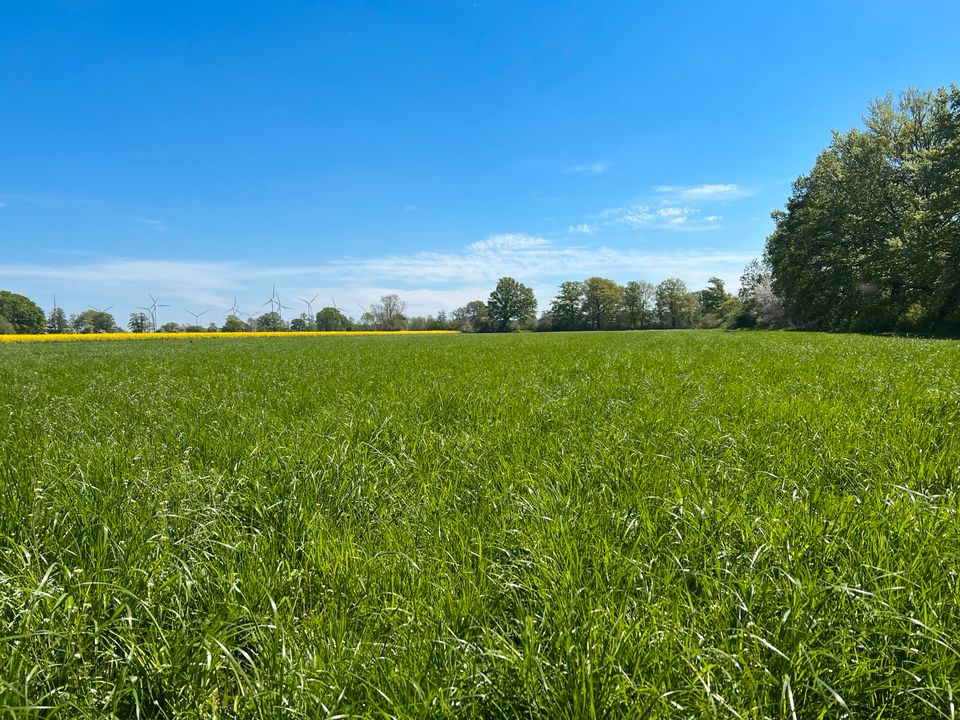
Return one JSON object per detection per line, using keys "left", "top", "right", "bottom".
{"left": 582, "top": 277, "right": 624, "bottom": 330}
{"left": 315, "top": 306, "right": 352, "bottom": 331}
{"left": 549, "top": 281, "right": 585, "bottom": 331}
{"left": 256, "top": 312, "right": 287, "bottom": 332}
{"left": 222, "top": 314, "right": 247, "bottom": 332}
{"left": 0, "top": 291, "right": 45, "bottom": 334}
{"left": 655, "top": 278, "right": 696, "bottom": 328}
{"left": 621, "top": 281, "right": 655, "bottom": 329}
{"left": 767, "top": 85, "right": 960, "bottom": 334}
{"left": 128, "top": 312, "right": 151, "bottom": 333}
{"left": 70, "top": 309, "right": 118, "bottom": 333}
{"left": 487, "top": 277, "right": 536, "bottom": 331}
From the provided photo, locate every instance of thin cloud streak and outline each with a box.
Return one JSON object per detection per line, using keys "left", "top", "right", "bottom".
{"left": 565, "top": 161, "right": 611, "bottom": 176}
{"left": 654, "top": 183, "right": 752, "bottom": 202}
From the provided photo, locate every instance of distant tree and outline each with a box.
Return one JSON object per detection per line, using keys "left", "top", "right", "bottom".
{"left": 159, "top": 321, "right": 182, "bottom": 333}
{"left": 451, "top": 300, "right": 489, "bottom": 332}
{"left": 368, "top": 294, "right": 407, "bottom": 330}
{"left": 357, "top": 312, "right": 376, "bottom": 330}
{"left": 433, "top": 310, "right": 449, "bottom": 330}
{"left": 534, "top": 311, "right": 555, "bottom": 332}
{"left": 735, "top": 258, "right": 787, "bottom": 328}
{"left": 695, "top": 277, "right": 734, "bottom": 328}
{"left": 206, "top": 322, "right": 219, "bottom": 332}
{"left": 70, "top": 309, "right": 118, "bottom": 333}
{"left": 46, "top": 307, "right": 69, "bottom": 334}
{"left": 293, "top": 312, "right": 315, "bottom": 331}
{"left": 582, "top": 276, "right": 624, "bottom": 329}
{"left": 698, "top": 277, "right": 729, "bottom": 316}
{"left": 182, "top": 324, "right": 204, "bottom": 333}
{"left": 655, "top": 278, "right": 696, "bottom": 328}
{"left": 128, "top": 312, "right": 151, "bottom": 333}
{"left": 621, "top": 280, "right": 655, "bottom": 329}
{"left": 487, "top": 277, "right": 537, "bottom": 331}
{"left": 256, "top": 311, "right": 287, "bottom": 331}
{"left": 315, "top": 306, "right": 352, "bottom": 331}
{"left": 406, "top": 315, "right": 430, "bottom": 331}
{"left": 69, "top": 314, "right": 86, "bottom": 333}
{"left": 550, "top": 281, "right": 585, "bottom": 330}
{"left": 222, "top": 314, "right": 246, "bottom": 332}
{"left": 0, "top": 291, "right": 45, "bottom": 334}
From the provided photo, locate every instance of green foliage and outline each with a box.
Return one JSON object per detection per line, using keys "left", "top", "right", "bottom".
{"left": 46, "top": 307, "right": 69, "bottom": 333}
{"left": 0, "top": 290, "right": 45, "bottom": 333}
{"left": 487, "top": 276, "right": 537, "bottom": 331}
{"left": 655, "top": 277, "right": 696, "bottom": 328}
{"left": 128, "top": 312, "right": 151, "bottom": 333}
{"left": 582, "top": 276, "right": 623, "bottom": 329}
{"left": 256, "top": 311, "right": 287, "bottom": 332}
{"left": 621, "top": 280, "right": 655, "bottom": 329}
{"left": 1, "top": 332, "right": 959, "bottom": 717}
{"left": 549, "top": 280, "right": 586, "bottom": 330}
{"left": 315, "top": 306, "right": 352, "bottom": 331}
{"left": 70, "top": 309, "right": 118, "bottom": 333}
{"left": 222, "top": 314, "right": 246, "bottom": 332}
{"left": 0, "top": 314, "right": 14, "bottom": 334}
{"left": 767, "top": 85, "right": 960, "bottom": 334}
{"left": 451, "top": 300, "right": 489, "bottom": 332}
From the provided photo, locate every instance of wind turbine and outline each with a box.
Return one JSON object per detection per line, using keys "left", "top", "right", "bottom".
{"left": 89, "top": 305, "right": 113, "bottom": 314}
{"left": 274, "top": 289, "right": 292, "bottom": 320}
{"left": 261, "top": 285, "right": 280, "bottom": 315}
{"left": 184, "top": 309, "right": 209, "bottom": 326}
{"left": 298, "top": 294, "right": 318, "bottom": 318}
{"left": 226, "top": 297, "right": 246, "bottom": 318}
{"left": 142, "top": 293, "right": 170, "bottom": 331}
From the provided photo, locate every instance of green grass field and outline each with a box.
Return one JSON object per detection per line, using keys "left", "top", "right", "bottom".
{"left": 2, "top": 331, "right": 959, "bottom": 718}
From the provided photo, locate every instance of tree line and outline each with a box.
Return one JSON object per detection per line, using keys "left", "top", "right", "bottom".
{"left": 0, "top": 265, "right": 784, "bottom": 336}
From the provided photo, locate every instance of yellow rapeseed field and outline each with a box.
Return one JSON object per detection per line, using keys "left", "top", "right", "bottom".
{"left": 0, "top": 330, "right": 458, "bottom": 343}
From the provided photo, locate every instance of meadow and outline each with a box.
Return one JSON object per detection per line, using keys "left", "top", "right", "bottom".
{"left": 1, "top": 331, "right": 958, "bottom": 719}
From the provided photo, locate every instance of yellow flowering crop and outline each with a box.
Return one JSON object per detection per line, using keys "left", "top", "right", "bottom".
{"left": 0, "top": 330, "right": 458, "bottom": 344}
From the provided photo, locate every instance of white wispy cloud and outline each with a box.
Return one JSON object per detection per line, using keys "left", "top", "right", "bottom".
{"left": 654, "top": 183, "right": 751, "bottom": 202}
{"left": 565, "top": 161, "right": 611, "bottom": 176}
{"left": 0, "top": 233, "right": 753, "bottom": 319}
{"left": 587, "top": 182, "right": 751, "bottom": 232}
{"left": 597, "top": 204, "right": 722, "bottom": 231}
{"left": 567, "top": 223, "right": 596, "bottom": 235}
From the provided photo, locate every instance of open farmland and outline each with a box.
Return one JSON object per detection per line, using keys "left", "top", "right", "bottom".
{"left": 1, "top": 331, "right": 959, "bottom": 718}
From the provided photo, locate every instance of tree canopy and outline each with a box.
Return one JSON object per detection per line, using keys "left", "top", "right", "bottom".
{"left": 0, "top": 291, "right": 45, "bottom": 334}
{"left": 487, "top": 277, "right": 537, "bottom": 331}
{"left": 766, "top": 85, "right": 960, "bottom": 334}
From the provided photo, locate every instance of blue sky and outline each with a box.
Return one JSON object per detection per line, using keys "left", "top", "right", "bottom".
{"left": 2, "top": 1, "right": 959, "bottom": 324}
